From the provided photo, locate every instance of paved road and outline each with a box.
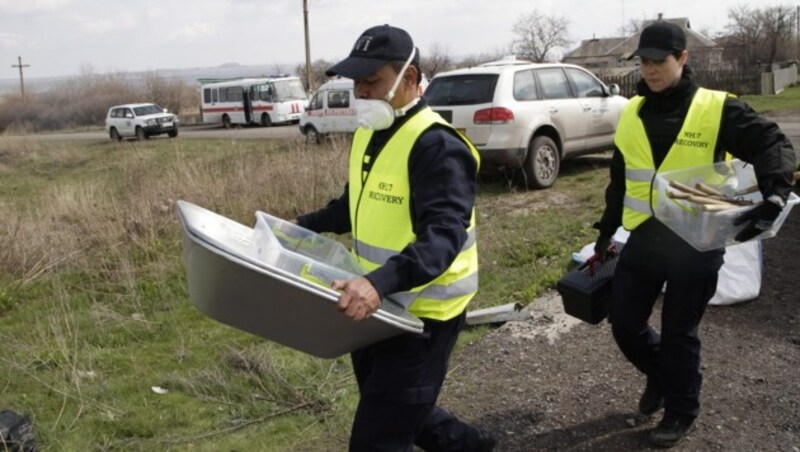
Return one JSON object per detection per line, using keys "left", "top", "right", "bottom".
{"left": 767, "top": 114, "right": 800, "bottom": 159}
{"left": 4, "top": 123, "right": 303, "bottom": 142}
{"left": 7, "top": 117, "right": 800, "bottom": 158}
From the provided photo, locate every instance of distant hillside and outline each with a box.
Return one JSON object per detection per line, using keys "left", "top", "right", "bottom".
{"left": 0, "top": 62, "right": 299, "bottom": 95}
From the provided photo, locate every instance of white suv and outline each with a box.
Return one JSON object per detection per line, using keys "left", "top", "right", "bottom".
{"left": 425, "top": 59, "right": 628, "bottom": 188}
{"left": 105, "top": 103, "right": 179, "bottom": 141}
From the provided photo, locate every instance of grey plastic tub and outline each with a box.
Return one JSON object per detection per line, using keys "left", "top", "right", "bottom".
{"left": 176, "top": 200, "right": 423, "bottom": 359}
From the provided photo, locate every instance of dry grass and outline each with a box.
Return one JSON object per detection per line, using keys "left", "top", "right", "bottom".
{"left": 0, "top": 135, "right": 348, "bottom": 288}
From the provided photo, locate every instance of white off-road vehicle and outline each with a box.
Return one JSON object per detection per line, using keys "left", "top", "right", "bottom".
{"left": 105, "top": 103, "right": 179, "bottom": 141}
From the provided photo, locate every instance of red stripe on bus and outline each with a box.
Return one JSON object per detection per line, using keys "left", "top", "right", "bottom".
{"left": 202, "top": 105, "right": 275, "bottom": 113}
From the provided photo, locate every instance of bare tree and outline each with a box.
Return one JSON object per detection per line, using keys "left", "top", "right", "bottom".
{"left": 727, "top": 5, "right": 762, "bottom": 68}
{"left": 511, "top": 10, "right": 571, "bottom": 62}
{"left": 420, "top": 42, "right": 453, "bottom": 79}
{"left": 143, "top": 72, "right": 198, "bottom": 115}
{"left": 0, "top": 68, "right": 201, "bottom": 132}
{"left": 295, "top": 58, "right": 333, "bottom": 91}
{"left": 618, "top": 17, "right": 646, "bottom": 37}
{"left": 726, "top": 4, "right": 794, "bottom": 69}
{"left": 758, "top": 5, "right": 795, "bottom": 67}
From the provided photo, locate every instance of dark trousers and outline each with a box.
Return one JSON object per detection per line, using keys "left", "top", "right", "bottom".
{"left": 348, "top": 311, "right": 482, "bottom": 452}
{"left": 609, "top": 220, "right": 723, "bottom": 421}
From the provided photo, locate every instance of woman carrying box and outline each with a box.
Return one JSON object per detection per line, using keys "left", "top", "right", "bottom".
{"left": 592, "top": 21, "right": 796, "bottom": 448}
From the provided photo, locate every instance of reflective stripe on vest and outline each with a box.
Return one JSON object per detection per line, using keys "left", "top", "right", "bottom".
{"left": 615, "top": 88, "right": 728, "bottom": 230}
{"left": 348, "top": 107, "right": 481, "bottom": 320}
{"left": 353, "top": 228, "right": 477, "bottom": 265}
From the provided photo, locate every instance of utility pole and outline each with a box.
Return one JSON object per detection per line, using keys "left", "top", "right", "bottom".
{"left": 303, "top": 0, "right": 312, "bottom": 91}
{"left": 11, "top": 56, "right": 29, "bottom": 97}
{"left": 621, "top": 0, "right": 625, "bottom": 37}
{"left": 796, "top": 4, "right": 799, "bottom": 62}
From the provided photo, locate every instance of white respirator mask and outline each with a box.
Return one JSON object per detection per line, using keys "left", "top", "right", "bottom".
{"left": 354, "top": 42, "right": 417, "bottom": 131}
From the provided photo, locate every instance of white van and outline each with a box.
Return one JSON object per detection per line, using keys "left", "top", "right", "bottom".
{"left": 299, "top": 78, "right": 358, "bottom": 142}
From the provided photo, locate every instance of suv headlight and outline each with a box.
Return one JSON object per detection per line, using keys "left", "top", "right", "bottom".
{"left": 146, "top": 119, "right": 158, "bottom": 126}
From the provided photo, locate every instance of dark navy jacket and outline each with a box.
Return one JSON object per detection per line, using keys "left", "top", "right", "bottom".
{"left": 297, "top": 98, "right": 478, "bottom": 299}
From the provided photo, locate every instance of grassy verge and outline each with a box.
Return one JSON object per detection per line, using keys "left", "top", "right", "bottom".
{"left": 0, "top": 135, "right": 358, "bottom": 450}
{"left": 741, "top": 84, "right": 800, "bottom": 114}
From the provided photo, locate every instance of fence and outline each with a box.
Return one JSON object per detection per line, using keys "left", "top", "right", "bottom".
{"left": 762, "top": 64, "right": 798, "bottom": 95}
{"left": 600, "top": 68, "right": 763, "bottom": 98}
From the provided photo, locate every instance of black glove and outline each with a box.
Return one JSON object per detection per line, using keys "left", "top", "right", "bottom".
{"left": 593, "top": 234, "right": 614, "bottom": 261}
{"left": 733, "top": 199, "right": 783, "bottom": 242}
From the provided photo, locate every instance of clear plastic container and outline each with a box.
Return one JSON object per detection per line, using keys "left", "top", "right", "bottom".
{"left": 251, "top": 212, "right": 364, "bottom": 289}
{"left": 653, "top": 159, "right": 799, "bottom": 251}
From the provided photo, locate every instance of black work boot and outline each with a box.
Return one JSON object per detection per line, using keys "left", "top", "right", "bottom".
{"left": 648, "top": 416, "right": 694, "bottom": 448}
{"left": 638, "top": 378, "right": 664, "bottom": 416}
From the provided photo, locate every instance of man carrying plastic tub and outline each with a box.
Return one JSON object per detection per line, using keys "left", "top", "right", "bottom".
{"left": 294, "top": 25, "right": 495, "bottom": 452}
{"left": 592, "top": 21, "right": 797, "bottom": 448}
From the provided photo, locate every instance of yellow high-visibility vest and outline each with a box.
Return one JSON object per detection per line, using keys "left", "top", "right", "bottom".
{"left": 615, "top": 88, "right": 729, "bottom": 230}
{"left": 348, "top": 107, "right": 480, "bottom": 320}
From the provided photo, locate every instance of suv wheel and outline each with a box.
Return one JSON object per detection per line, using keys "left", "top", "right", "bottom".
{"left": 304, "top": 125, "right": 321, "bottom": 144}
{"left": 523, "top": 136, "right": 560, "bottom": 189}
{"left": 109, "top": 128, "right": 122, "bottom": 142}
{"left": 261, "top": 113, "right": 272, "bottom": 127}
{"left": 222, "top": 114, "right": 232, "bottom": 129}
{"left": 135, "top": 126, "right": 147, "bottom": 141}
{"left": 168, "top": 129, "right": 178, "bottom": 138}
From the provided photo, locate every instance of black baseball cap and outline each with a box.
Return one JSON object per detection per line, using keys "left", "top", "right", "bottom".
{"left": 326, "top": 24, "right": 419, "bottom": 79}
{"left": 628, "top": 21, "right": 686, "bottom": 60}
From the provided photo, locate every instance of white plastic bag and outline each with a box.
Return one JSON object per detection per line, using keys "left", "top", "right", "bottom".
{"left": 709, "top": 240, "right": 762, "bottom": 305}
{"left": 571, "top": 229, "right": 762, "bottom": 306}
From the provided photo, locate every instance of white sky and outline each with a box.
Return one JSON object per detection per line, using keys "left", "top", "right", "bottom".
{"left": 0, "top": 0, "right": 783, "bottom": 79}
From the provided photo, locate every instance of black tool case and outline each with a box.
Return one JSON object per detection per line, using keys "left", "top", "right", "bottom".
{"left": 556, "top": 254, "right": 619, "bottom": 324}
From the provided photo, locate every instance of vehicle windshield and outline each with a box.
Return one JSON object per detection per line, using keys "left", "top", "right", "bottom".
{"left": 133, "top": 104, "right": 164, "bottom": 116}
{"left": 425, "top": 74, "right": 498, "bottom": 106}
{"left": 273, "top": 80, "right": 307, "bottom": 101}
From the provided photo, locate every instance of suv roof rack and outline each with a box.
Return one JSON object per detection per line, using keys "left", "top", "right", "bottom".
{"left": 478, "top": 56, "right": 534, "bottom": 67}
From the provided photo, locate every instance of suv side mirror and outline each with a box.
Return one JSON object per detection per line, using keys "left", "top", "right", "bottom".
{"left": 608, "top": 84, "right": 621, "bottom": 96}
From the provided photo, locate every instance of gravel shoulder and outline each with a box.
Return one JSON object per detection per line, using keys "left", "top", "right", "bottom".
{"left": 441, "top": 166, "right": 800, "bottom": 449}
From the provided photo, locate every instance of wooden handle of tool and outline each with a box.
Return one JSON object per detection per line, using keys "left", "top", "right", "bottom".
{"left": 687, "top": 195, "right": 737, "bottom": 207}
{"left": 669, "top": 180, "right": 708, "bottom": 196}
{"left": 695, "top": 182, "right": 724, "bottom": 197}
{"left": 667, "top": 190, "right": 690, "bottom": 199}
{"left": 738, "top": 184, "right": 760, "bottom": 195}
{"left": 700, "top": 204, "right": 738, "bottom": 212}
{"left": 668, "top": 190, "right": 739, "bottom": 208}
